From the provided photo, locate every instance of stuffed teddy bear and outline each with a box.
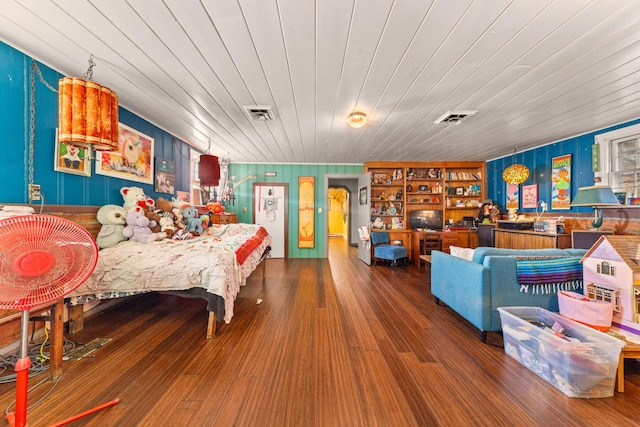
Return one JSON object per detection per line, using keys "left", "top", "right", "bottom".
{"left": 172, "top": 207, "right": 186, "bottom": 230}
{"left": 182, "top": 205, "right": 204, "bottom": 235}
{"left": 155, "top": 197, "right": 174, "bottom": 216}
{"left": 155, "top": 196, "right": 178, "bottom": 229}
{"left": 121, "top": 186, "right": 148, "bottom": 210}
{"left": 122, "top": 206, "right": 167, "bottom": 243}
{"left": 144, "top": 207, "right": 162, "bottom": 233}
{"left": 96, "top": 204, "right": 127, "bottom": 249}
{"left": 158, "top": 216, "right": 176, "bottom": 238}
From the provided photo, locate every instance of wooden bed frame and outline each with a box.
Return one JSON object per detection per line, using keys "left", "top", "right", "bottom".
{"left": 3, "top": 205, "right": 268, "bottom": 378}
{"left": 50, "top": 205, "right": 269, "bottom": 338}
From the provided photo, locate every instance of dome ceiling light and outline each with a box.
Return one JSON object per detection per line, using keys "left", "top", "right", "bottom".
{"left": 347, "top": 111, "right": 367, "bottom": 128}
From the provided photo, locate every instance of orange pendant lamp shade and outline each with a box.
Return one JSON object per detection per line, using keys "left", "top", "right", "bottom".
{"left": 199, "top": 155, "right": 220, "bottom": 186}
{"left": 58, "top": 77, "right": 119, "bottom": 151}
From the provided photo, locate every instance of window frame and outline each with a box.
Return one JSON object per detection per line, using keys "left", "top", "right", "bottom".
{"left": 594, "top": 123, "right": 640, "bottom": 197}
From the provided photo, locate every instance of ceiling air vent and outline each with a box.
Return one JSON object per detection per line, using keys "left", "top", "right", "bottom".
{"left": 434, "top": 110, "right": 477, "bottom": 125}
{"left": 244, "top": 105, "right": 275, "bottom": 121}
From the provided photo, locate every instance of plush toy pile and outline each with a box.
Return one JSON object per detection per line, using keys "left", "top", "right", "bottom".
{"left": 94, "top": 186, "right": 218, "bottom": 249}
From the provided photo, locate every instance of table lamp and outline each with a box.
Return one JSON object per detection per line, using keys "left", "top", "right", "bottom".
{"left": 570, "top": 185, "right": 619, "bottom": 229}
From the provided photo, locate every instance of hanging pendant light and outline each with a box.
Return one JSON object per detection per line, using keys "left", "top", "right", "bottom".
{"left": 58, "top": 55, "right": 119, "bottom": 151}
{"left": 198, "top": 154, "right": 220, "bottom": 186}
{"left": 502, "top": 148, "right": 530, "bottom": 184}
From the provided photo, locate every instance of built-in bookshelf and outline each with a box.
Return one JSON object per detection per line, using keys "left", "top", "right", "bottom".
{"left": 365, "top": 162, "right": 486, "bottom": 230}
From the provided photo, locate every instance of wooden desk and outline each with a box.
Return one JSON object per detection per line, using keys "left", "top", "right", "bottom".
{"left": 493, "top": 229, "right": 571, "bottom": 249}
{"left": 410, "top": 230, "right": 477, "bottom": 266}
{"left": 420, "top": 255, "right": 432, "bottom": 278}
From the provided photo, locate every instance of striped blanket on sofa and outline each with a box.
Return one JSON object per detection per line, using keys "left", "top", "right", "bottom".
{"left": 515, "top": 256, "right": 583, "bottom": 295}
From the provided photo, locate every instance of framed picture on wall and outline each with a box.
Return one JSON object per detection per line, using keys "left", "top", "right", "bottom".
{"left": 298, "top": 176, "right": 315, "bottom": 248}
{"left": 359, "top": 187, "right": 367, "bottom": 205}
{"left": 95, "top": 123, "right": 154, "bottom": 184}
{"left": 53, "top": 128, "right": 91, "bottom": 177}
{"left": 551, "top": 154, "right": 572, "bottom": 210}
{"left": 506, "top": 183, "right": 519, "bottom": 209}
{"left": 155, "top": 157, "right": 175, "bottom": 194}
{"left": 522, "top": 184, "right": 538, "bottom": 209}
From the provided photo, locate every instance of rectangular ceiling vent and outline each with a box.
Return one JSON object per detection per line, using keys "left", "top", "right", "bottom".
{"left": 434, "top": 110, "right": 477, "bottom": 125}
{"left": 244, "top": 105, "right": 275, "bottom": 121}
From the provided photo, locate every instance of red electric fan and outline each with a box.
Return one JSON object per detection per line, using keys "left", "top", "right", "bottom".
{"left": 0, "top": 215, "right": 118, "bottom": 427}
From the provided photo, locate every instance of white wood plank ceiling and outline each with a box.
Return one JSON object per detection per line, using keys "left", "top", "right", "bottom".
{"left": 2, "top": 0, "right": 640, "bottom": 164}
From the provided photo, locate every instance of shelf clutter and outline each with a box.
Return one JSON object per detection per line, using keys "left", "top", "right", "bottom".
{"left": 365, "top": 161, "right": 486, "bottom": 231}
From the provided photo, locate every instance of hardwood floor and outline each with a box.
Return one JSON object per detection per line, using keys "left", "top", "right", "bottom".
{"left": 1, "top": 236, "right": 639, "bottom": 426}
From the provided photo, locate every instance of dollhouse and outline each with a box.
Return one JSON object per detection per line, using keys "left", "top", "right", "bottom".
{"left": 581, "top": 235, "right": 640, "bottom": 334}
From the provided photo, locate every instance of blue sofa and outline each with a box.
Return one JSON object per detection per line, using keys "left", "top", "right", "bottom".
{"left": 431, "top": 247, "right": 588, "bottom": 342}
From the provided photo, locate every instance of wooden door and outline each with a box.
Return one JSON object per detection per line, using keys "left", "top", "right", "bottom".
{"left": 253, "top": 182, "right": 288, "bottom": 258}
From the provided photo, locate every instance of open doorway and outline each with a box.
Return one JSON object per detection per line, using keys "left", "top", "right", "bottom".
{"left": 324, "top": 174, "right": 366, "bottom": 259}
{"left": 328, "top": 187, "right": 350, "bottom": 238}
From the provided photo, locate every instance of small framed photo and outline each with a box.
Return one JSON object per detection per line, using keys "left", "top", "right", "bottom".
{"left": 359, "top": 187, "right": 367, "bottom": 205}
{"left": 176, "top": 191, "right": 190, "bottom": 203}
{"left": 418, "top": 185, "right": 428, "bottom": 192}
{"left": 455, "top": 187, "right": 464, "bottom": 195}
{"left": 53, "top": 128, "right": 91, "bottom": 177}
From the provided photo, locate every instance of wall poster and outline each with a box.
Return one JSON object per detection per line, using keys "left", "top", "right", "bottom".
{"left": 298, "top": 176, "right": 315, "bottom": 248}
{"left": 506, "top": 183, "right": 519, "bottom": 209}
{"left": 551, "top": 154, "right": 572, "bottom": 210}
{"left": 522, "top": 184, "right": 538, "bottom": 209}
{"left": 95, "top": 123, "right": 154, "bottom": 184}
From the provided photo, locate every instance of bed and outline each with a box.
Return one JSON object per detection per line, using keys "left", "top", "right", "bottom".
{"left": 67, "top": 222, "right": 271, "bottom": 338}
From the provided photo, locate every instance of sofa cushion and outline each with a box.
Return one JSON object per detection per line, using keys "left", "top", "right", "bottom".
{"left": 565, "top": 248, "right": 588, "bottom": 257}
{"left": 471, "top": 247, "right": 570, "bottom": 264}
{"left": 449, "top": 245, "right": 475, "bottom": 261}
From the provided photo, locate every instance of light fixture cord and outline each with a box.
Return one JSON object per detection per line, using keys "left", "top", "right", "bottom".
{"left": 27, "top": 59, "right": 58, "bottom": 203}
{"left": 28, "top": 60, "right": 36, "bottom": 190}
{"left": 83, "top": 54, "right": 96, "bottom": 81}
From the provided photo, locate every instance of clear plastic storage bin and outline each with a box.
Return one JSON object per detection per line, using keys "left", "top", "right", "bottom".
{"left": 497, "top": 306, "right": 624, "bottom": 398}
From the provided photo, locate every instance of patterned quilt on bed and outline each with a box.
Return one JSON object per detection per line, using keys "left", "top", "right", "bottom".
{"left": 68, "top": 223, "right": 271, "bottom": 323}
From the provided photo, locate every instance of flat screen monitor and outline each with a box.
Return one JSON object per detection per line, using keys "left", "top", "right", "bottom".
{"left": 571, "top": 230, "right": 613, "bottom": 249}
{"left": 410, "top": 210, "right": 443, "bottom": 231}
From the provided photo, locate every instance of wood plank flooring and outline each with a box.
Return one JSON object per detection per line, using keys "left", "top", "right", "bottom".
{"left": 1, "top": 236, "right": 639, "bottom": 426}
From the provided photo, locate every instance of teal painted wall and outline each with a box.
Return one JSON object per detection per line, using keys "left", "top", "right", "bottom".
{"left": 486, "top": 118, "right": 640, "bottom": 216}
{"left": 227, "top": 163, "right": 363, "bottom": 258}
{"left": 0, "top": 40, "right": 193, "bottom": 206}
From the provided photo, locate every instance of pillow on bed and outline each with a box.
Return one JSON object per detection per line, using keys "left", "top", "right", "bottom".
{"left": 449, "top": 246, "right": 475, "bottom": 261}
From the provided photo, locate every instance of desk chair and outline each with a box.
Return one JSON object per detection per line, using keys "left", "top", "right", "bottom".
{"left": 371, "top": 231, "right": 408, "bottom": 268}
{"left": 420, "top": 233, "right": 441, "bottom": 269}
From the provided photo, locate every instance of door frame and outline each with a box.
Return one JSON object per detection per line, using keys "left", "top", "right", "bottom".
{"left": 324, "top": 173, "right": 367, "bottom": 259}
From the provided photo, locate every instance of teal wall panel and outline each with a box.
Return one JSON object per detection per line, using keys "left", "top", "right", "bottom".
{"left": 227, "top": 163, "right": 363, "bottom": 258}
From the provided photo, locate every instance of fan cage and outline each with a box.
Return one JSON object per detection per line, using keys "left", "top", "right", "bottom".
{"left": 0, "top": 215, "right": 98, "bottom": 310}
